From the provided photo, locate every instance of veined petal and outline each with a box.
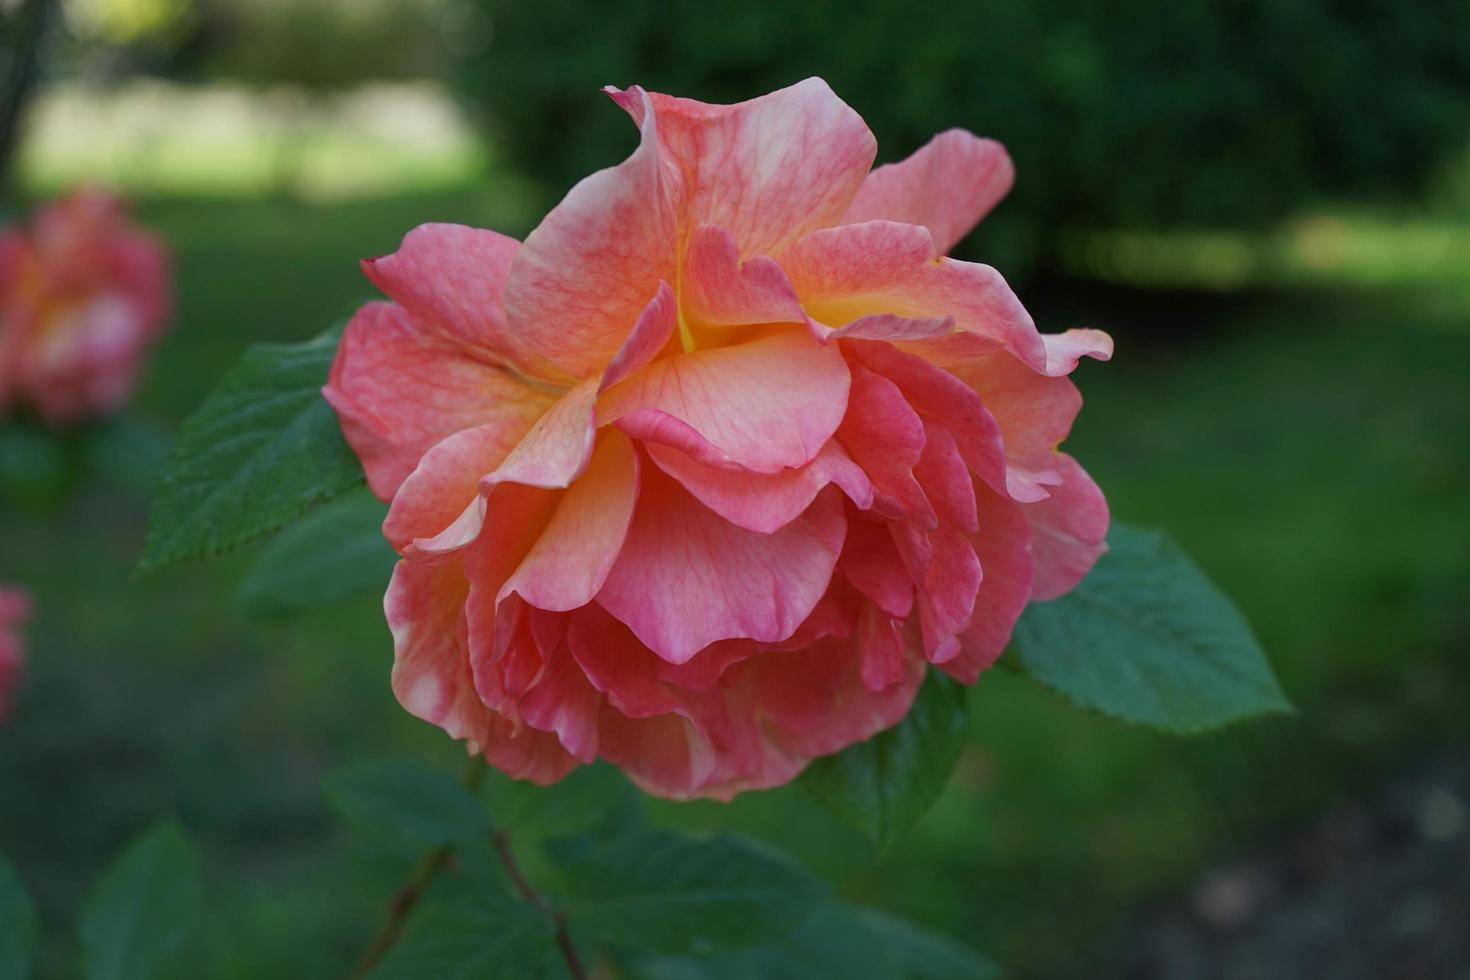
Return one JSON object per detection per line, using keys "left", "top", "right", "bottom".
{"left": 1024, "top": 453, "right": 1110, "bottom": 600}
{"left": 646, "top": 439, "right": 872, "bottom": 534}
{"left": 599, "top": 281, "right": 678, "bottom": 393}
{"left": 1042, "top": 328, "right": 1114, "bottom": 376}
{"left": 386, "top": 558, "right": 578, "bottom": 784}
{"left": 950, "top": 349, "right": 1083, "bottom": 464}
{"left": 596, "top": 466, "right": 847, "bottom": 664}
{"left": 835, "top": 362, "right": 933, "bottom": 525}
{"left": 480, "top": 378, "right": 600, "bottom": 493}
{"left": 384, "top": 419, "right": 543, "bottom": 556}
{"left": 599, "top": 331, "right": 850, "bottom": 473}
{"left": 782, "top": 220, "right": 1048, "bottom": 370}
{"left": 610, "top": 78, "right": 877, "bottom": 257}
{"left": 839, "top": 516, "right": 915, "bottom": 619}
{"left": 325, "top": 301, "right": 554, "bottom": 500}
{"left": 360, "top": 223, "right": 559, "bottom": 377}
{"left": 503, "top": 87, "right": 677, "bottom": 380}
{"left": 944, "top": 485, "right": 1034, "bottom": 684}
{"left": 840, "top": 129, "right": 1014, "bottom": 255}
{"left": 914, "top": 421, "right": 979, "bottom": 532}
{"left": 844, "top": 340, "right": 1013, "bottom": 501}
{"left": 680, "top": 223, "right": 804, "bottom": 329}
{"left": 498, "top": 430, "right": 640, "bottom": 612}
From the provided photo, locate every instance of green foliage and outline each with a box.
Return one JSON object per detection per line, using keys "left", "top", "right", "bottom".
{"left": 0, "top": 856, "right": 38, "bottom": 980}
{"left": 558, "top": 830, "right": 826, "bottom": 954}
{"left": 140, "top": 324, "right": 363, "bottom": 570}
{"left": 449, "top": 0, "right": 1470, "bottom": 273}
{"left": 367, "top": 895, "right": 558, "bottom": 980}
{"left": 325, "top": 760, "right": 487, "bottom": 849}
{"left": 853, "top": 907, "right": 1001, "bottom": 980}
{"left": 79, "top": 821, "right": 201, "bottom": 980}
{"left": 483, "top": 764, "right": 642, "bottom": 847}
{"left": 0, "top": 421, "right": 67, "bottom": 512}
{"left": 189, "top": 0, "right": 443, "bottom": 92}
{"left": 237, "top": 486, "right": 394, "bottom": 616}
{"left": 639, "top": 903, "right": 999, "bottom": 980}
{"left": 1012, "top": 522, "right": 1291, "bottom": 732}
{"left": 799, "top": 672, "right": 969, "bottom": 846}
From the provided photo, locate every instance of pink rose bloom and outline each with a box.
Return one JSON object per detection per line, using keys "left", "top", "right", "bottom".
{"left": 0, "top": 189, "right": 171, "bottom": 425}
{"left": 0, "top": 585, "right": 31, "bottom": 722}
{"left": 327, "top": 79, "right": 1111, "bottom": 799}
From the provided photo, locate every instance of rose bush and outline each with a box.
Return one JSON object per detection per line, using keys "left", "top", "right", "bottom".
{"left": 326, "top": 79, "right": 1112, "bottom": 799}
{"left": 0, "top": 189, "right": 171, "bottom": 425}
{"left": 0, "top": 584, "right": 30, "bottom": 722}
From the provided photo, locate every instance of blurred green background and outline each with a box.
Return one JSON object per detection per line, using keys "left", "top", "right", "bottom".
{"left": 1, "top": 0, "right": 1468, "bottom": 977}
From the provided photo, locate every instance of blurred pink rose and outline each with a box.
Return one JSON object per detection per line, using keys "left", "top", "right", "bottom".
{"left": 0, "top": 585, "right": 31, "bottom": 722}
{"left": 0, "top": 189, "right": 171, "bottom": 425}
{"left": 327, "top": 80, "right": 1111, "bottom": 798}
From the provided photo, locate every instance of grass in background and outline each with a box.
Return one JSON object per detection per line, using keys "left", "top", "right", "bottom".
{"left": 1, "top": 175, "right": 1467, "bottom": 977}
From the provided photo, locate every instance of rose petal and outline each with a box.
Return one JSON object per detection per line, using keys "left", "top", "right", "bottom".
{"left": 386, "top": 558, "right": 577, "bottom": 784}
{"left": 680, "top": 223, "right": 804, "bottom": 330}
{"left": 782, "top": 220, "right": 1048, "bottom": 370}
{"left": 384, "top": 420, "right": 543, "bottom": 556}
{"left": 914, "top": 421, "right": 979, "bottom": 533}
{"left": 325, "top": 301, "right": 554, "bottom": 500}
{"left": 839, "top": 516, "right": 915, "bottom": 619}
{"left": 845, "top": 340, "right": 1015, "bottom": 501}
{"left": 498, "top": 430, "right": 640, "bottom": 611}
{"left": 503, "top": 87, "right": 677, "bottom": 380}
{"left": 360, "top": 223, "right": 562, "bottom": 378}
{"left": 646, "top": 439, "right": 872, "bottom": 534}
{"left": 944, "top": 486, "right": 1034, "bottom": 683}
{"left": 950, "top": 349, "right": 1082, "bottom": 464}
{"left": 596, "top": 467, "right": 847, "bottom": 664}
{"left": 517, "top": 647, "right": 604, "bottom": 764}
{"left": 841, "top": 129, "right": 1014, "bottom": 255}
{"left": 1043, "top": 329, "right": 1114, "bottom": 377}
{"left": 599, "top": 281, "right": 678, "bottom": 393}
{"left": 599, "top": 331, "right": 850, "bottom": 473}
{"left": 598, "top": 709, "right": 718, "bottom": 799}
{"left": 610, "top": 78, "right": 877, "bottom": 257}
{"left": 1024, "top": 453, "right": 1110, "bottom": 600}
{"left": 913, "top": 526, "right": 982, "bottom": 664}
{"left": 835, "top": 362, "right": 934, "bottom": 525}
{"left": 857, "top": 604, "right": 908, "bottom": 693}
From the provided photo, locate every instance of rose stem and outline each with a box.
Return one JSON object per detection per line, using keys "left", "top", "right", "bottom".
{"left": 492, "top": 830, "right": 590, "bottom": 980}
{"left": 349, "top": 756, "right": 488, "bottom": 977}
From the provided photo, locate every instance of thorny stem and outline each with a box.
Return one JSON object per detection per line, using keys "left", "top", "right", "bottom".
{"left": 492, "top": 831, "right": 589, "bottom": 980}
{"left": 350, "top": 758, "right": 588, "bottom": 980}
{"left": 349, "top": 758, "right": 487, "bottom": 977}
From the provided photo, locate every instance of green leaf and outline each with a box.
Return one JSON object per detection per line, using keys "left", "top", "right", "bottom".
{"left": 636, "top": 903, "right": 894, "bottom": 980}
{"left": 560, "top": 830, "right": 825, "bottom": 954}
{"left": 80, "top": 821, "right": 201, "bottom": 980}
{"left": 1011, "top": 522, "right": 1291, "bottom": 732}
{"left": 799, "top": 672, "right": 969, "bottom": 846}
{"left": 485, "top": 764, "right": 641, "bottom": 846}
{"left": 368, "top": 894, "right": 558, "bottom": 980}
{"left": 637, "top": 904, "right": 1000, "bottom": 980}
{"left": 325, "top": 760, "right": 487, "bottom": 848}
{"left": 853, "top": 908, "right": 1001, "bottom": 980}
{"left": 237, "top": 486, "right": 394, "bottom": 616}
{"left": 0, "top": 856, "right": 39, "bottom": 980}
{"left": 140, "top": 325, "right": 363, "bottom": 570}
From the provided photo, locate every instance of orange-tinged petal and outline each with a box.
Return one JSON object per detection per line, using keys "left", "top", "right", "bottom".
{"left": 503, "top": 87, "right": 677, "bottom": 380}
{"left": 610, "top": 78, "right": 877, "bottom": 257}
{"left": 841, "top": 129, "right": 1014, "bottom": 255}
{"left": 325, "top": 301, "right": 555, "bottom": 501}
